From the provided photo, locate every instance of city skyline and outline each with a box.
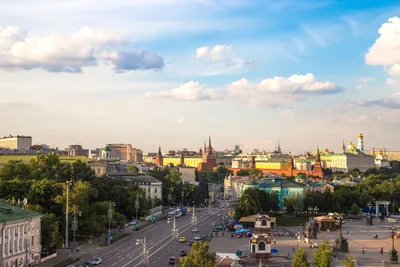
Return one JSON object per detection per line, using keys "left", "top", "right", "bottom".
{"left": 1, "top": 0, "right": 400, "bottom": 152}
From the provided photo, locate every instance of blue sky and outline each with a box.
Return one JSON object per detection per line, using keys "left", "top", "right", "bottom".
{"left": 0, "top": 0, "right": 399, "bottom": 153}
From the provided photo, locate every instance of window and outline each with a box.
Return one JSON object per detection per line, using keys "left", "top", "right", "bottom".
{"left": 32, "top": 236, "right": 34, "bottom": 246}
{"left": 154, "top": 188, "right": 157, "bottom": 193}
{"left": 258, "top": 241, "right": 266, "bottom": 251}
{"left": 252, "top": 244, "right": 256, "bottom": 253}
{"left": 261, "top": 219, "right": 267, "bottom": 226}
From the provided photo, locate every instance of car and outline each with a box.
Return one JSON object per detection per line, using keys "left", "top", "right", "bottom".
{"left": 65, "top": 265, "right": 75, "bottom": 267}
{"left": 191, "top": 227, "right": 198, "bottom": 233}
{"left": 92, "top": 258, "right": 103, "bottom": 265}
{"left": 179, "top": 236, "right": 186, "bottom": 243}
{"left": 194, "top": 235, "right": 201, "bottom": 241}
{"left": 179, "top": 249, "right": 188, "bottom": 257}
{"left": 80, "top": 261, "right": 92, "bottom": 267}
{"left": 168, "top": 257, "right": 178, "bottom": 265}
{"left": 189, "top": 240, "right": 194, "bottom": 246}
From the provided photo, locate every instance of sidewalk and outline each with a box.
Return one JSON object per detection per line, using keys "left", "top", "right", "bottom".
{"left": 37, "top": 220, "right": 148, "bottom": 267}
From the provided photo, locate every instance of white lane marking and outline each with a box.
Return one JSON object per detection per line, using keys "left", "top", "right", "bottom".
{"left": 121, "top": 210, "right": 220, "bottom": 267}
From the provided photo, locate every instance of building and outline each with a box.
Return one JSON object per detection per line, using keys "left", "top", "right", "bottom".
{"left": 155, "top": 137, "right": 219, "bottom": 171}
{"left": 104, "top": 144, "right": 143, "bottom": 163}
{"left": 224, "top": 175, "right": 305, "bottom": 207}
{"left": 87, "top": 162, "right": 107, "bottom": 176}
{"left": 229, "top": 145, "right": 323, "bottom": 178}
{"left": 0, "top": 201, "right": 43, "bottom": 267}
{"left": 177, "top": 166, "right": 196, "bottom": 183}
{"left": 249, "top": 215, "right": 273, "bottom": 260}
{"left": 370, "top": 148, "right": 391, "bottom": 168}
{"left": 0, "top": 135, "right": 32, "bottom": 150}
{"left": 385, "top": 151, "right": 400, "bottom": 161}
{"left": 64, "top": 145, "right": 89, "bottom": 157}
{"left": 215, "top": 253, "right": 242, "bottom": 267}
{"left": 108, "top": 173, "right": 162, "bottom": 200}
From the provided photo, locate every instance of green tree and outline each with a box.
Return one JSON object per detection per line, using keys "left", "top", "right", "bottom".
{"left": 350, "top": 203, "right": 360, "bottom": 215}
{"left": 342, "top": 256, "right": 357, "bottom": 267}
{"left": 127, "top": 165, "right": 140, "bottom": 173}
{"left": 41, "top": 213, "right": 62, "bottom": 252}
{"left": 292, "top": 247, "right": 308, "bottom": 267}
{"left": 179, "top": 241, "right": 216, "bottom": 267}
{"left": 312, "top": 240, "right": 332, "bottom": 267}
{"left": 236, "top": 169, "right": 250, "bottom": 176}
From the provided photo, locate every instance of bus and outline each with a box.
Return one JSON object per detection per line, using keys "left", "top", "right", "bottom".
{"left": 168, "top": 209, "right": 182, "bottom": 219}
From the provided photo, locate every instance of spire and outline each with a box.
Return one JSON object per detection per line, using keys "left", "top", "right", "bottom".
{"left": 158, "top": 146, "right": 162, "bottom": 156}
{"left": 316, "top": 145, "right": 321, "bottom": 162}
{"left": 341, "top": 139, "right": 346, "bottom": 153}
{"left": 204, "top": 141, "right": 206, "bottom": 153}
{"left": 277, "top": 141, "right": 282, "bottom": 153}
{"left": 208, "top": 136, "right": 212, "bottom": 151}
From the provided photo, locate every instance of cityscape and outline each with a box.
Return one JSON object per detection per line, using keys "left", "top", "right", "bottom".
{"left": 1, "top": 1, "right": 400, "bottom": 267}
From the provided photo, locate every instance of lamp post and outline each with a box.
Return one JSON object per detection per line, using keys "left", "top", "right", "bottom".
{"left": 136, "top": 237, "right": 148, "bottom": 267}
{"left": 168, "top": 191, "right": 172, "bottom": 211}
{"left": 390, "top": 225, "right": 398, "bottom": 262}
{"left": 72, "top": 211, "right": 82, "bottom": 261}
{"left": 181, "top": 184, "right": 185, "bottom": 207}
{"left": 366, "top": 202, "right": 373, "bottom": 226}
{"left": 333, "top": 212, "right": 349, "bottom": 253}
{"left": 167, "top": 215, "right": 177, "bottom": 267}
{"left": 65, "top": 180, "right": 72, "bottom": 248}
{"left": 135, "top": 196, "right": 140, "bottom": 220}
{"left": 108, "top": 201, "right": 116, "bottom": 245}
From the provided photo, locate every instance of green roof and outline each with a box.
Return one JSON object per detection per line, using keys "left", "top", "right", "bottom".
{"left": 103, "top": 146, "right": 111, "bottom": 152}
{"left": 0, "top": 201, "right": 43, "bottom": 223}
{"left": 296, "top": 174, "right": 307, "bottom": 180}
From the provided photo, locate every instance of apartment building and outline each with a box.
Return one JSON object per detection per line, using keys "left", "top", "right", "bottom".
{"left": 0, "top": 136, "right": 32, "bottom": 150}
{"left": 0, "top": 201, "right": 43, "bottom": 267}
{"left": 106, "top": 144, "right": 143, "bottom": 163}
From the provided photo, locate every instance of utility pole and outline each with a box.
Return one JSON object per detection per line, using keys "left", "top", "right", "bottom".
{"left": 136, "top": 237, "right": 147, "bottom": 267}
{"left": 108, "top": 201, "right": 115, "bottom": 245}
{"left": 135, "top": 196, "right": 140, "bottom": 220}
{"left": 168, "top": 191, "right": 172, "bottom": 211}
{"left": 25, "top": 216, "right": 32, "bottom": 267}
{"left": 181, "top": 184, "right": 184, "bottom": 207}
{"left": 65, "top": 180, "right": 72, "bottom": 248}
{"left": 208, "top": 199, "right": 211, "bottom": 215}
{"left": 72, "top": 211, "right": 81, "bottom": 261}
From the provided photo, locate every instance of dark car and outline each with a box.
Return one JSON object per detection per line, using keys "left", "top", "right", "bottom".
{"left": 80, "top": 261, "right": 92, "bottom": 267}
{"left": 188, "top": 240, "right": 194, "bottom": 246}
{"left": 180, "top": 249, "right": 188, "bottom": 257}
{"left": 168, "top": 257, "right": 178, "bottom": 265}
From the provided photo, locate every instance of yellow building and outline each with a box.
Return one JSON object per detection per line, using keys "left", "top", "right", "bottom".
{"left": 255, "top": 161, "right": 290, "bottom": 170}
{"left": 162, "top": 156, "right": 203, "bottom": 168}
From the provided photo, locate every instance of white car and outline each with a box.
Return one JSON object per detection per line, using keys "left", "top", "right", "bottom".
{"left": 191, "top": 228, "right": 198, "bottom": 233}
{"left": 194, "top": 234, "right": 201, "bottom": 241}
{"left": 92, "top": 258, "right": 103, "bottom": 265}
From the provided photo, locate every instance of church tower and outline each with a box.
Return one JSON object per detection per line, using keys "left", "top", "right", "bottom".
{"left": 313, "top": 145, "right": 323, "bottom": 178}
{"left": 341, "top": 139, "right": 346, "bottom": 153}
{"left": 180, "top": 153, "right": 185, "bottom": 165}
{"left": 155, "top": 146, "right": 163, "bottom": 166}
{"left": 357, "top": 133, "right": 364, "bottom": 152}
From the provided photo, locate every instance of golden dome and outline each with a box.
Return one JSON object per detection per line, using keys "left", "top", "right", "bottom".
{"left": 358, "top": 132, "right": 363, "bottom": 138}
{"left": 378, "top": 149, "right": 383, "bottom": 155}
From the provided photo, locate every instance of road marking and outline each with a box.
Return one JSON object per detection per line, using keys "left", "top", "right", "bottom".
{"left": 121, "top": 210, "right": 220, "bottom": 267}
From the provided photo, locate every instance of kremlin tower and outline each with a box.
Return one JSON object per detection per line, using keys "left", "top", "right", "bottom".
{"left": 357, "top": 132, "right": 364, "bottom": 152}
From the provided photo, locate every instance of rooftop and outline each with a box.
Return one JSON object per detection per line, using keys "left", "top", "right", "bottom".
{"left": 0, "top": 201, "right": 42, "bottom": 223}
{"left": 0, "top": 135, "right": 32, "bottom": 140}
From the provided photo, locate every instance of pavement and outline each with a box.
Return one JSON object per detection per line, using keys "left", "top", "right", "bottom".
{"left": 43, "top": 206, "right": 224, "bottom": 267}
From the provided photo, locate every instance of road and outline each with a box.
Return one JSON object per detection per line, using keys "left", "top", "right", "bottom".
{"left": 76, "top": 205, "right": 227, "bottom": 267}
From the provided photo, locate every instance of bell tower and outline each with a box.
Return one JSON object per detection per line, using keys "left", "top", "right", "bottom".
{"left": 357, "top": 132, "right": 364, "bottom": 152}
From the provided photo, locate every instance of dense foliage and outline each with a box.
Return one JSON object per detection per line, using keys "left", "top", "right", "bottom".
{"left": 178, "top": 241, "right": 216, "bottom": 267}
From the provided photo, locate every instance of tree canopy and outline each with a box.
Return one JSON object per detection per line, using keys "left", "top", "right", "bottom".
{"left": 178, "top": 241, "right": 216, "bottom": 267}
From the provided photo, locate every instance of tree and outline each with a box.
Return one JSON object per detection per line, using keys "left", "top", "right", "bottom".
{"left": 127, "top": 165, "right": 139, "bottom": 173}
{"left": 312, "top": 240, "right": 332, "bottom": 267}
{"left": 179, "top": 241, "right": 216, "bottom": 267}
{"left": 350, "top": 203, "right": 360, "bottom": 215}
{"left": 292, "top": 247, "right": 308, "bottom": 267}
{"left": 343, "top": 256, "right": 357, "bottom": 267}
{"left": 41, "top": 213, "right": 62, "bottom": 252}
{"left": 236, "top": 169, "right": 250, "bottom": 176}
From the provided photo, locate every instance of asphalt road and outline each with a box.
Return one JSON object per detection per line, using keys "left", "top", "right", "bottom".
{"left": 75, "top": 205, "right": 227, "bottom": 267}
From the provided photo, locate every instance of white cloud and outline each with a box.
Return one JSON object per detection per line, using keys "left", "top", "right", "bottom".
{"left": 358, "top": 77, "right": 375, "bottom": 83}
{"left": 148, "top": 73, "right": 342, "bottom": 106}
{"left": 101, "top": 50, "right": 164, "bottom": 72}
{"left": 355, "top": 84, "right": 365, "bottom": 90}
{"left": 194, "top": 45, "right": 251, "bottom": 68}
{"left": 177, "top": 117, "right": 186, "bottom": 124}
{"left": 365, "top": 17, "right": 400, "bottom": 66}
{"left": 280, "top": 109, "right": 294, "bottom": 117}
{"left": 146, "top": 81, "right": 222, "bottom": 101}
{"left": 303, "top": 27, "right": 326, "bottom": 46}
{"left": 0, "top": 26, "right": 164, "bottom": 73}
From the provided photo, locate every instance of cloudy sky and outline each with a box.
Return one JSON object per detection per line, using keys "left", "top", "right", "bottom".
{"left": 1, "top": 0, "right": 400, "bottom": 153}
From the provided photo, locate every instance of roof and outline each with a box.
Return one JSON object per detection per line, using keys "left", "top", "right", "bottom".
{"left": 108, "top": 172, "right": 160, "bottom": 183}
{"left": 0, "top": 201, "right": 42, "bottom": 223}
{"left": 216, "top": 253, "right": 240, "bottom": 261}
{"left": 103, "top": 146, "right": 111, "bottom": 152}
{"left": 248, "top": 177, "right": 305, "bottom": 189}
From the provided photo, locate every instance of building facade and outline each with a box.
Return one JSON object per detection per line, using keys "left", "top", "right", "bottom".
{"left": 105, "top": 144, "right": 143, "bottom": 163}
{"left": 64, "top": 145, "right": 89, "bottom": 157}
{"left": 0, "top": 136, "right": 32, "bottom": 150}
{"left": 0, "top": 201, "right": 43, "bottom": 267}
{"left": 108, "top": 173, "right": 162, "bottom": 200}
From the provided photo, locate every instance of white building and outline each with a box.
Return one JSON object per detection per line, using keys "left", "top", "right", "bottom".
{"left": 0, "top": 201, "right": 43, "bottom": 267}
{"left": 0, "top": 136, "right": 32, "bottom": 150}
{"left": 177, "top": 166, "right": 196, "bottom": 183}
{"left": 108, "top": 173, "right": 162, "bottom": 200}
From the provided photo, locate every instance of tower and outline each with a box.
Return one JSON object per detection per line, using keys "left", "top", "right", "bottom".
{"left": 180, "top": 153, "right": 185, "bottom": 165}
{"left": 357, "top": 133, "right": 364, "bottom": 152}
{"left": 277, "top": 141, "right": 282, "bottom": 153}
{"left": 155, "top": 146, "right": 163, "bottom": 166}
{"left": 341, "top": 139, "right": 346, "bottom": 153}
{"left": 313, "top": 145, "right": 323, "bottom": 178}
{"left": 250, "top": 156, "right": 256, "bottom": 169}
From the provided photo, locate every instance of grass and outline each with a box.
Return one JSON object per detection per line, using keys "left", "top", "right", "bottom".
{"left": 53, "top": 257, "right": 80, "bottom": 267}
{"left": 0, "top": 155, "right": 89, "bottom": 164}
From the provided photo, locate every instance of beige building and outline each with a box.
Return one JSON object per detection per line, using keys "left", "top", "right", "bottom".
{"left": 108, "top": 173, "right": 162, "bottom": 200}
{"left": 385, "top": 151, "right": 400, "bottom": 161}
{"left": 0, "top": 136, "right": 32, "bottom": 150}
{"left": 88, "top": 162, "right": 107, "bottom": 176}
{"left": 178, "top": 166, "right": 196, "bottom": 183}
{"left": 106, "top": 144, "right": 143, "bottom": 163}
{"left": 64, "top": 145, "right": 89, "bottom": 157}
{"left": 0, "top": 201, "right": 43, "bottom": 267}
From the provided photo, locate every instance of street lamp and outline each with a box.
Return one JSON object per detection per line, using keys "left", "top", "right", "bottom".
{"left": 65, "top": 180, "right": 72, "bottom": 248}
{"left": 390, "top": 225, "right": 398, "bottom": 262}
{"left": 72, "top": 211, "right": 82, "bottom": 261}
{"left": 135, "top": 196, "right": 140, "bottom": 220}
{"left": 136, "top": 237, "right": 148, "bottom": 267}
{"left": 366, "top": 202, "right": 373, "bottom": 226}
{"left": 167, "top": 215, "right": 177, "bottom": 267}
{"left": 108, "top": 201, "right": 116, "bottom": 245}
{"left": 168, "top": 191, "right": 172, "bottom": 211}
